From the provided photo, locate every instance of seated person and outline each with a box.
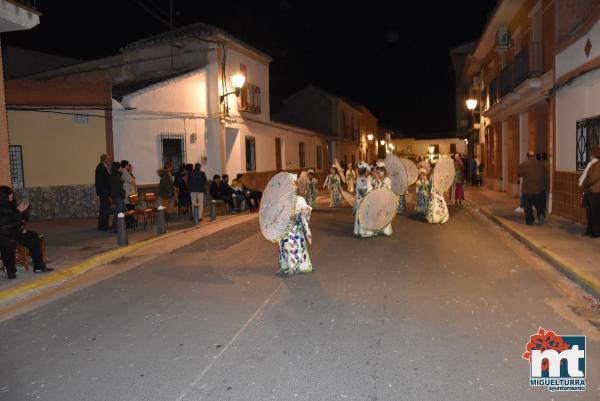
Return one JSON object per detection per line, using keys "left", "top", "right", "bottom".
{"left": 0, "top": 186, "right": 53, "bottom": 279}
{"left": 222, "top": 174, "right": 250, "bottom": 212}
{"left": 209, "top": 175, "right": 237, "bottom": 213}
{"left": 232, "top": 173, "right": 262, "bottom": 212}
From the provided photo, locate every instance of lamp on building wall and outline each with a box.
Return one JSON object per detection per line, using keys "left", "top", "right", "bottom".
{"left": 367, "top": 134, "right": 374, "bottom": 141}
{"left": 220, "top": 73, "right": 246, "bottom": 103}
{"left": 428, "top": 145, "right": 435, "bottom": 154}
{"left": 466, "top": 98, "right": 478, "bottom": 111}
{"left": 379, "top": 140, "right": 385, "bottom": 146}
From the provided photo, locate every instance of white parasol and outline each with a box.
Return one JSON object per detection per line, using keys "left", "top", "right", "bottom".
{"left": 334, "top": 159, "right": 346, "bottom": 184}
{"left": 384, "top": 154, "right": 408, "bottom": 195}
{"left": 358, "top": 188, "right": 398, "bottom": 231}
{"left": 259, "top": 172, "right": 297, "bottom": 243}
{"left": 342, "top": 190, "right": 356, "bottom": 208}
{"left": 432, "top": 156, "right": 455, "bottom": 192}
{"left": 400, "top": 158, "right": 419, "bottom": 186}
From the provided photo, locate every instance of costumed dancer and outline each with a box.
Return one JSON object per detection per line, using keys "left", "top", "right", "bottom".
{"left": 324, "top": 166, "right": 343, "bottom": 207}
{"left": 297, "top": 170, "right": 309, "bottom": 199}
{"left": 371, "top": 165, "right": 393, "bottom": 236}
{"left": 345, "top": 163, "right": 356, "bottom": 193}
{"left": 354, "top": 162, "right": 375, "bottom": 237}
{"left": 278, "top": 178, "right": 313, "bottom": 276}
{"left": 426, "top": 161, "right": 450, "bottom": 224}
{"left": 415, "top": 168, "right": 431, "bottom": 215}
{"left": 305, "top": 169, "right": 318, "bottom": 208}
{"left": 397, "top": 190, "right": 407, "bottom": 214}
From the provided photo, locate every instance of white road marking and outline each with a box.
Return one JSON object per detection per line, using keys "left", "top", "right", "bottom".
{"left": 175, "top": 283, "right": 283, "bottom": 401}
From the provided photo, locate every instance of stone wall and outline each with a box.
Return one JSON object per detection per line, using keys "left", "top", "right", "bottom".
{"left": 15, "top": 185, "right": 98, "bottom": 220}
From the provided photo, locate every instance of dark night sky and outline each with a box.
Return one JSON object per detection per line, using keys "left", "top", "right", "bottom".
{"left": 3, "top": 0, "right": 498, "bottom": 135}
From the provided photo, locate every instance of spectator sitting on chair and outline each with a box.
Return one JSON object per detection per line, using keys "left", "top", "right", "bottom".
{"left": 222, "top": 174, "right": 246, "bottom": 212}
{"left": 233, "top": 173, "right": 262, "bottom": 212}
{"left": 230, "top": 174, "right": 256, "bottom": 212}
{"left": 0, "top": 186, "right": 53, "bottom": 279}
{"left": 210, "top": 175, "right": 237, "bottom": 214}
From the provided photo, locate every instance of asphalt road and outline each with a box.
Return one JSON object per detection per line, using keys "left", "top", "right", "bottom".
{"left": 1, "top": 201, "right": 598, "bottom": 401}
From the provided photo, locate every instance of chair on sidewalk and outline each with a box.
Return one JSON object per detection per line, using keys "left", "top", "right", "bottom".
{"left": 14, "top": 234, "right": 48, "bottom": 271}
{"left": 126, "top": 194, "right": 153, "bottom": 230}
{"left": 144, "top": 192, "right": 158, "bottom": 227}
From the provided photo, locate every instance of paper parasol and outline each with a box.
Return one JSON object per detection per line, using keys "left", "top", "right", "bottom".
{"left": 384, "top": 154, "right": 408, "bottom": 195}
{"left": 259, "top": 172, "right": 297, "bottom": 243}
{"left": 334, "top": 159, "right": 346, "bottom": 183}
{"left": 342, "top": 190, "right": 356, "bottom": 208}
{"left": 358, "top": 188, "right": 398, "bottom": 231}
{"left": 433, "top": 156, "right": 455, "bottom": 192}
{"left": 400, "top": 158, "right": 418, "bottom": 186}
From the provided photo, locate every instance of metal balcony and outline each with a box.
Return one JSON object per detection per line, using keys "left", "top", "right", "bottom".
{"left": 513, "top": 42, "right": 543, "bottom": 88}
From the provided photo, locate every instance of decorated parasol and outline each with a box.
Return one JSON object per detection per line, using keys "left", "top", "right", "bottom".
{"left": 341, "top": 190, "right": 356, "bottom": 208}
{"left": 384, "top": 154, "right": 408, "bottom": 195}
{"left": 334, "top": 159, "right": 346, "bottom": 184}
{"left": 259, "top": 172, "right": 298, "bottom": 243}
{"left": 358, "top": 188, "right": 398, "bottom": 231}
{"left": 432, "top": 156, "right": 455, "bottom": 192}
{"left": 400, "top": 158, "right": 419, "bottom": 186}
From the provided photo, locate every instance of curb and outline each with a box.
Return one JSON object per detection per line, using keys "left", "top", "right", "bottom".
{"left": 470, "top": 204, "right": 600, "bottom": 299}
{"left": 0, "top": 216, "right": 246, "bottom": 304}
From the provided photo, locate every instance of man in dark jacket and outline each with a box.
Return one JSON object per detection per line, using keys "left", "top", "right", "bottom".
{"left": 0, "top": 186, "right": 53, "bottom": 278}
{"left": 188, "top": 163, "right": 208, "bottom": 220}
{"left": 517, "top": 151, "right": 548, "bottom": 225}
{"left": 95, "top": 154, "right": 111, "bottom": 231}
{"left": 209, "top": 175, "right": 236, "bottom": 213}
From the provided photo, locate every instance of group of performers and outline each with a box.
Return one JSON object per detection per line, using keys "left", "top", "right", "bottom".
{"left": 271, "top": 155, "right": 466, "bottom": 276}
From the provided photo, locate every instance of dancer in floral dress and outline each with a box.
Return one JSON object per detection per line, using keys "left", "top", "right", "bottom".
{"left": 345, "top": 163, "right": 356, "bottom": 193}
{"left": 354, "top": 162, "right": 375, "bottom": 237}
{"left": 278, "top": 194, "right": 313, "bottom": 276}
{"left": 305, "top": 169, "right": 318, "bottom": 208}
{"left": 324, "top": 166, "right": 343, "bottom": 207}
{"left": 371, "top": 166, "right": 393, "bottom": 236}
{"left": 415, "top": 169, "right": 431, "bottom": 215}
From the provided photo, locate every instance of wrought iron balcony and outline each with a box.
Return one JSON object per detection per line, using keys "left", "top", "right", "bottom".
{"left": 513, "top": 42, "right": 543, "bottom": 87}
{"left": 498, "top": 64, "right": 513, "bottom": 99}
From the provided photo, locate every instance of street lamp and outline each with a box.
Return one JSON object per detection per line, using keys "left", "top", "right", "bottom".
{"left": 379, "top": 140, "right": 385, "bottom": 146}
{"left": 466, "top": 98, "right": 478, "bottom": 111}
{"left": 220, "top": 73, "right": 246, "bottom": 103}
{"left": 367, "top": 134, "right": 374, "bottom": 141}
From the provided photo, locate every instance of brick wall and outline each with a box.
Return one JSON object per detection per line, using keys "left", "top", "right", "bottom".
{"left": 553, "top": 171, "right": 586, "bottom": 223}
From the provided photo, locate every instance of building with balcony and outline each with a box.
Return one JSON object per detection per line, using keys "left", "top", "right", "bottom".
{"left": 0, "top": 0, "right": 40, "bottom": 187}
{"left": 455, "top": 0, "right": 555, "bottom": 198}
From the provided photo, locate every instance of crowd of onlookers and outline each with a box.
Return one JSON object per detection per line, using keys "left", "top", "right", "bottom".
{"left": 94, "top": 154, "right": 263, "bottom": 233}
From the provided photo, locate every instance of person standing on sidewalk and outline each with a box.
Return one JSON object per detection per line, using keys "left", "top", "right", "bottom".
{"left": 517, "top": 151, "right": 548, "bottom": 225}
{"left": 188, "top": 163, "right": 208, "bottom": 221}
{"left": 94, "top": 154, "right": 111, "bottom": 231}
{"left": 580, "top": 146, "right": 600, "bottom": 237}
{"left": 157, "top": 162, "right": 174, "bottom": 208}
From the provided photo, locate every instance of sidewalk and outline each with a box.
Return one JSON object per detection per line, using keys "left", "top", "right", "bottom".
{"left": 465, "top": 186, "right": 600, "bottom": 298}
{"left": 0, "top": 210, "right": 247, "bottom": 300}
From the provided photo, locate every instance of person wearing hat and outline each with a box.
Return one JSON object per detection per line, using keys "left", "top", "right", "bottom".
{"left": 305, "top": 169, "right": 318, "bottom": 208}
{"left": 517, "top": 151, "right": 549, "bottom": 225}
{"left": 323, "top": 166, "right": 343, "bottom": 207}
{"left": 354, "top": 162, "right": 375, "bottom": 237}
{"left": 345, "top": 163, "right": 356, "bottom": 193}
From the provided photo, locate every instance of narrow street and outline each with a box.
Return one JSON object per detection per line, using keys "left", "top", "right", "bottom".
{"left": 1, "top": 201, "right": 598, "bottom": 401}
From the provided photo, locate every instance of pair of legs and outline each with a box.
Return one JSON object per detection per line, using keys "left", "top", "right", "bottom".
{"left": 98, "top": 194, "right": 111, "bottom": 231}
{"left": 214, "top": 194, "right": 236, "bottom": 212}
{"left": 189, "top": 192, "right": 205, "bottom": 220}
{"left": 585, "top": 192, "right": 600, "bottom": 237}
{"left": 523, "top": 192, "right": 546, "bottom": 225}
{"left": 0, "top": 231, "right": 51, "bottom": 278}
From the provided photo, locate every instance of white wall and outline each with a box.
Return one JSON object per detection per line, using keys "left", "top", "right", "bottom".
{"left": 556, "top": 19, "right": 600, "bottom": 79}
{"left": 113, "top": 70, "right": 208, "bottom": 185}
{"left": 391, "top": 138, "right": 467, "bottom": 156}
{"left": 555, "top": 67, "right": 600, "bottom": 170}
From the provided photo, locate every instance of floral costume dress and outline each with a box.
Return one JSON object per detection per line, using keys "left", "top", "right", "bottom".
{"left": 415, "top": 177, "right": 431, "bottom": 214}
{"left": 354, "top": 175, "right": 375, "bottom": 237}
{"left": 346, "top": 169, "right": 356, "bottom": 193}
{"left": 371, "top": 176, "right": 393, "bottom": 236}
{"left": 278, "top": 196, "right": 313, "bottom": 275}
{"left": 305, "top": 178, "right": 318, "bottom": 208}
{"left": 324, "top": 174, "right": 343, "bottom": 207}
{"left": 426, "top": 185, "right": 449, "bottom": 224}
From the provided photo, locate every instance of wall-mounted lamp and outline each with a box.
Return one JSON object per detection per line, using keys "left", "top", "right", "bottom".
{"left": 367, "top": 134, "right": 374, "bottom": 141}
{"left": 220, "top": 73, "right": 246, "bottom": 103}
{"left": 379, "top": 140, "right": 385, "bottom": 146}
{"left": 466, "top": 98, "right": 478, "bottom": 111}
{"left": 428, "top": 145, "right": 435, "bottom": 154}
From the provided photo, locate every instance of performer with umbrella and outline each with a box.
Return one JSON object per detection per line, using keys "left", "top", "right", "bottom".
{"left": 324, "top": 166, "right": 343, "bottom": 207}
{"left": 427, "top": 156, "right": 454, "bottom": 224}
{"left": 259, "top": 173, "right": 313, "bottom": 276}
{"left": 384, "top": 155, "right": 409, "bottom": 214}
{"left": 354, "top": 162, "right": 375, "bottom": 237}
{"left": 370, "top": 165, "right": 394, "bottom": 235}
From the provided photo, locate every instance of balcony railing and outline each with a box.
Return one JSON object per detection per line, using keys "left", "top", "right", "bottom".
{"left": 498, "top": 64, "right": 513, "bottom": 99}
{"left": 489, "top": 78, "right": 498, "bottom": 106}
{"left": 9, "top": 0, "right": 37, "bottom": 10}
{"left": 513, "top": 42, "right": 543, "bottom": 87}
